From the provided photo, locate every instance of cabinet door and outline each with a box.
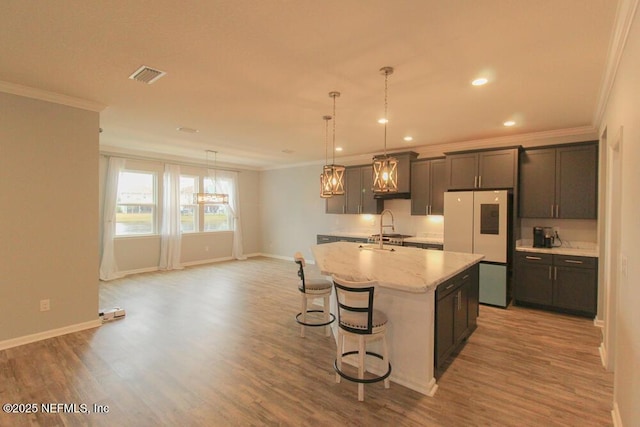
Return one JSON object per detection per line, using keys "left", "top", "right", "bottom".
{"left": 554, "top": 266, "right": 597, "bottom": 315}
{"left": 478, "top": 149, "right": 517, "bottom": 189}
{"left": 360, "top": 165, "right": 383, "bottom": 214}
{"left": 453, "top": 287, "right": 469, "bottom": 343}
{"left": 445, "top": 153, "right": 478, "bottom": 190}
{"left": 410, "top": 160, "right": 430, "bottom": 215}
{"left": 519, "top": 148, "right": 556, "bottom": 218}
{"left": 325, "top": 193, "right": 345, "bottom": 214}
{"left": 345, "top": 167, "right": 362, "bottom": 214}
{"left": 556, "top": 144, "right": 598, "bottom": 219}
{"left": 515, "top": 261, "right": 553, "bottom": 305}
{"left": 436, "top": 291, "right": 455, "bottom": 366}
{"left": 429, "top": 159, "right": 447, "bottom": 215}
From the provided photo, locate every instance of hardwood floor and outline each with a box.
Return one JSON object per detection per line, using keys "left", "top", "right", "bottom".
{"left": 0, "top": 257, "right": 613, "bottom": 426}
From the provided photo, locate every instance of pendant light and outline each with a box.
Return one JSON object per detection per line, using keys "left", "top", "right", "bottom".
{"left": 321, "top": 91, "right": 345, "bottom": 196}
{"left": 320, "top": 114, "right": 333, "bottom": 198}
{"left": 194, "top": 150, "right": 229, "bottom": 204}
{"left": 372, "top": 66, "right": 398, "bottom": 194}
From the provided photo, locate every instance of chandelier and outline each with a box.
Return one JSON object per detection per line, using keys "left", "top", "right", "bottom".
{"left": 320, "top": 91, "right": 345, "bottom": 197}
{"left": 194, "top": 150, "right": 229, "bottom": 204}
{"left": 372, "top": 66, "right": 398, "bottom": 194}
{"left": 319, "top": 114, "right": 333, "bottom": 198}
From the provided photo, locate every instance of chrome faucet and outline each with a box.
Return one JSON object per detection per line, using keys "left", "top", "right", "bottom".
{"left": 379, "top": 209, "right": 395, "bottom": 249}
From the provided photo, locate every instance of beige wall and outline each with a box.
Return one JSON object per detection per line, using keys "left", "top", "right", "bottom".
{"left": 599, "top": 3, "right": 640, "bottom": 424}
{"left": 0, "top": 92, "right": 99, "bottom": 341}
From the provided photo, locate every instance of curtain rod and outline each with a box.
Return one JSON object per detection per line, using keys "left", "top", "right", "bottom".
{"left": 100, "top": 151, "right": 244, "bottom": 173}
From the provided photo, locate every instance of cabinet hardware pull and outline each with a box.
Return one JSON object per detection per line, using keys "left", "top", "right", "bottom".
{"left": 457, "top": 290, "right": 461, "bottom": 310}
{"left": 445, "top": 283, "right": 455, "bottom": 290}
{"left": 554, "top": 266, "right": 557, "bottom": 280}
{"left": 463, "top": 275, "right": 470, "bottom": 280}
{"left": 526, "top": 256, "right": 542, "bottom": 260}
{"left": 479, "top": 175, "right": 482, "bottom": 188}
{"left": 564, "top": 260, "right": 584, "bottom": 264}
{"left": 555, "top": 204, "right": 559, "bottom": 218}
{"left": 549, "top": 266, "right": 552, "bottom": 280}
{"left": 550, "top": 205, "right": 554, "bottom": 217}
{"left": 474, "top": 176, "right": 478, "bottom": 188}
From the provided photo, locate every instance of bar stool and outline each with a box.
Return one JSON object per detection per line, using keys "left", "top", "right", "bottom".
{"left": 332, "top": 275, "right": 391, "bottom": 401}
{"left": 294, "top": 252, "right": 335, "bottom": 337}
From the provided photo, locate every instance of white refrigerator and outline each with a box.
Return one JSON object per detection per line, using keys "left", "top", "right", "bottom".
{"left": 444, "top": 190, "right": 511, "bottom": 307}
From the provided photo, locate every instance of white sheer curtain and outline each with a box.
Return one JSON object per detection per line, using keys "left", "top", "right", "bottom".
{"left": 213, "top": 169, "right": 246, "bottom": 260}
{"left": 159, "top": 164, "right": 183, "bottom": 270}
{"left": 99, "top": 157, "right": 126, "bottom": 281}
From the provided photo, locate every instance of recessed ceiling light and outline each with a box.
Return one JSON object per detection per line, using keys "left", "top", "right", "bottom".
{"left": 503, "top": 120, "right": 516, "bottom": 127}
{"left": 378, "top": 118, "right": 388, "bottom": 124}
{"left": 335, "top": 147, "right": 343, "bottom": 152}
{"left": 403, "top": 136, "right": 413, "bottom": 142}
{"left": 177, "top": 126, "right": 199, "bottom": 133}
{"left": 472, "top": 77, "right": 488, "bottom": 86}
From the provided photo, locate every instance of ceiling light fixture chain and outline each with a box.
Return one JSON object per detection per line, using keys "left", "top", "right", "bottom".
{"left": 329, "top": 91, "right": 340, "bottom": 164}
{"left": 381, "top": 66, "right": 393, "bottom": 156}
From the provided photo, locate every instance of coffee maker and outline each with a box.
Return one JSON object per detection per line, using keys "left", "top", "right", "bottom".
{"left": 533, "top": 227, "right": 545, "bottom": 248}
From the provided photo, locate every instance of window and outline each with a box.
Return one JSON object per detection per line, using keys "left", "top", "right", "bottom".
{"left": 203, "top": 177, "right": 231, "bottom": 231}
{"left": 115, "top": 171, "right": 156, "bottom": 236}
{"left": 179, "top": 176, "right": 198, "bottom": 233}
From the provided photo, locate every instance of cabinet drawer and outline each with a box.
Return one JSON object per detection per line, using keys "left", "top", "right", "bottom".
{"left": 516, "top": 251, "right": 553, "bottom": 265}
{"left": 553, "top": 255, "right": 596, "bottom": 269}
{"left": 437, "top": 269, "right": 472, "bottom": 300}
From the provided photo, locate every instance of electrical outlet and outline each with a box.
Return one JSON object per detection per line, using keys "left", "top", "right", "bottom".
{"left": 40, "top": 299, "right": 50, "bottom": 312}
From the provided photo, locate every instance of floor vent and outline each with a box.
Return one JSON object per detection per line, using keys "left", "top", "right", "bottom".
{"left": 128, "top": 65, "right": 167, "bottom": 84}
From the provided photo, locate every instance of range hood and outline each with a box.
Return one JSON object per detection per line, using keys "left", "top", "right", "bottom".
{"left": 373, "top": 151, "right": 418, "bottom": 199}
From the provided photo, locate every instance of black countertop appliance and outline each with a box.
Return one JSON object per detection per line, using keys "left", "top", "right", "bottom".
{"left": 533, "top": 226, "right": 545, "bottom": 248}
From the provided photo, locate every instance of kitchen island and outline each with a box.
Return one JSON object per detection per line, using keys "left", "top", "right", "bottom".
{"left": 311, "top": 241, "right": 484, "bottom": 396}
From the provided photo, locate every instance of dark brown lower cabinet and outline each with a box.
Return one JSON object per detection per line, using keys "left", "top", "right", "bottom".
{"left": 435, "top": 264, "right": 479, "bottom": 369}
{"left": 514, "top": 252, "right": 597, "bottom": 317}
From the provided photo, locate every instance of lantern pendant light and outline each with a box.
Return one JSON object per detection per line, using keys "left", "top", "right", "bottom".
{"left": 321, "top": 91, "right": 345, "bottom": 196}
{"left": 372, "top": 66, "right": 398, "bottom": 194}
{"left": 320, "top": 115, "right": 334, "bottom": 198}
{"left": 193, "top": 150, "right": 229, "bottom": 204}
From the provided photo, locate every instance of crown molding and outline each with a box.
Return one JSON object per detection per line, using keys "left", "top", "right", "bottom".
{"left": 0, "top": 80, "right": 106, "bottom": 112}
{"left": 593, "top": 0, "right": 639, "bottom": 128}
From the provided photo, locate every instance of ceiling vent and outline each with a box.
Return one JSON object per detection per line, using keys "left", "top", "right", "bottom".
{"left": 128, "top": 65, "right": 167, "bottom": 84}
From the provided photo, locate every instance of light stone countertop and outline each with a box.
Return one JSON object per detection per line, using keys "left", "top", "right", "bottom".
{"left": 321, "top": 232, "right": 371, "bottom": 239}
{"left": 311, "top": 241, "right": 484, "bottom": 293}
{"left": 403, "top": 236, "right": 444, "bottom": 245}
{"left": 516, "top": 239, "right": 598, "bottom": 258}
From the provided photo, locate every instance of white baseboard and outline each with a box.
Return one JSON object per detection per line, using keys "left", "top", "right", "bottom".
{"left": 0, "top": 319, "right": 102, "bottom": 351}
{"left": 612, "top": 401, "right": 623, "bottom": 427}
{"left": 181, "top": 256, "right": 234, "bottom": 267}
{"left": 599, "top": 343, "right": 608, "bottom": 368}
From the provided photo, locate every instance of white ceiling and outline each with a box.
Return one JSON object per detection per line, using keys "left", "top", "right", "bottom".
{"left": 0, "top": 1, "right": 618, "bottom": 169}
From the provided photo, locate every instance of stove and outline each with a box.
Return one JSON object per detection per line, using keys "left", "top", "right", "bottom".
{"left": 367, "top": 233, "right": 413, "bottom": 246}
